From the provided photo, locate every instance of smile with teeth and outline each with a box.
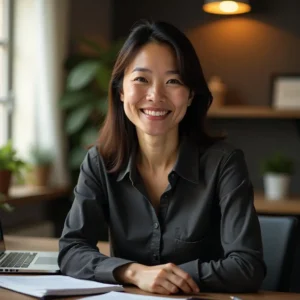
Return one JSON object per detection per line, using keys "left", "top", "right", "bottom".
{"left": 142, "top": 109, "right": 169, "bottom": 116}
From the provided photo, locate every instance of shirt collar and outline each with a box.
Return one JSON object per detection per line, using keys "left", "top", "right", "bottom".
{"left": 116, "top": 145, "right": 137, "bottom": 183}
{"left": 116, "top": 136, "right": 201, "bottom": 184}
{"left": 172, "top": 136, "right": 201, "bottom": 184}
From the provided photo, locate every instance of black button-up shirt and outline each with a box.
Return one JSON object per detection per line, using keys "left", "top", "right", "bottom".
{"left": 58, "top": 137, "right": 266, "bottom": 292}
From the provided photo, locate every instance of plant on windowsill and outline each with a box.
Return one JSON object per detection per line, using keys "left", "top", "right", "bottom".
{"left": 59, "top": 38, "right": 124, "bottom": 183}
{"left": 0, "top": 141, "right": 28, "bottom": 212}
{"left": 26, "top": 146, "right": 54, "bottom": 187}
{"left": 261, "top": 152, "right": 294, "bottom": 201}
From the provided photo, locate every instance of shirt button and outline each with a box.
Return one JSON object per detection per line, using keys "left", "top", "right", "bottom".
{"left": 153, "top": 254, "right": 158, "bottom": 260}
{"left": 154, "top": 222, "right": 159, "bottom": 229}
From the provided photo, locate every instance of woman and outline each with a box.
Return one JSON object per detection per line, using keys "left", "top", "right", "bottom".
{"left": 58, "top": 20, "right": 266, "bottom": 295}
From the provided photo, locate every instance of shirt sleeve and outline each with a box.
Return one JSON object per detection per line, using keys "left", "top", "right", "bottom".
{"left": 58, "top": 148, "right": 134, "bottom": 283}
{"left": 179, "top": 149, "right": 266, "bottom": 292}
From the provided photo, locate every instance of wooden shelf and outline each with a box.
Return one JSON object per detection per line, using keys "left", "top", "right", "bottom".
{"left": 4, "top": 186, "right": 300, "bottom": 215}
{"left": 208, "top": 106, "right": 300, "bottom": 119}
{"left": 5, "top": 185, "right": 71, "bottom": 206}
{"left": 254, "top": 192, "right": 300, "bottom": 215}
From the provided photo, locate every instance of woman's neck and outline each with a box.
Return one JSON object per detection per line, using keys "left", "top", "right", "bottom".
{"left": 136, "top": 129, "right": 179, "bottom": 173}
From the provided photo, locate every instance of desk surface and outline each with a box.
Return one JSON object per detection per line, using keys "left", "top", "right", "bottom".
{"left": 1, "top": 236, "right": 300, "bottom": 300}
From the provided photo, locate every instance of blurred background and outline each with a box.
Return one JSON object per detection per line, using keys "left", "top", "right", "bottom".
{"left": 0, "top": 0, "right": 300, "bottom": 256}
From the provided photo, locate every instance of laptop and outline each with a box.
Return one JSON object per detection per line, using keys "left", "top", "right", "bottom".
{"left": 0, "top": 222, "right": 60, "bottom": 274}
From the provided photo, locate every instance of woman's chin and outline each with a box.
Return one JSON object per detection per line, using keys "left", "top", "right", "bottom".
{"left": 137, "top": 127, "right": 174, "bottom": 138}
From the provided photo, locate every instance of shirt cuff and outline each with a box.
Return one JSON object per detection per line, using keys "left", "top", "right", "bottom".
{"left": 94, "top": 257, "right": 135, "bottom": 283}
{"left": 178, "top": 259, "right": 200, "bottom": 286}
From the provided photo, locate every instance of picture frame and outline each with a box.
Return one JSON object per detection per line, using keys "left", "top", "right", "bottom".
{"left": 271, "top": 74, "right": 300, "bottom": 110}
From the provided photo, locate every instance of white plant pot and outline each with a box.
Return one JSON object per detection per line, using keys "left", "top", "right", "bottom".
{"left": 263, "top": 173, "right": 291, "bottom": 201}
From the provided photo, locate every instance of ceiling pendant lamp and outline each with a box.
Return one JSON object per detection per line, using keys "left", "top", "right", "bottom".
{"left": 203, "top": 0, "right": 251, "bottom": 15}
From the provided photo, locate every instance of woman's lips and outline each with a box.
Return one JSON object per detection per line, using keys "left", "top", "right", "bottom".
{"left": 140, "top": 109, "right": 171, "bottom": 120}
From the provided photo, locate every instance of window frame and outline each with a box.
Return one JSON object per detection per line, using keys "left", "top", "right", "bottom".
{"left": 0, "top": 0, "right": 13, "bottom": 143}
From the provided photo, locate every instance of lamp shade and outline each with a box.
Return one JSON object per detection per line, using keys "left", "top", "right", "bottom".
{"left": 203, "top": 0, "right": 251, "bottom": 15}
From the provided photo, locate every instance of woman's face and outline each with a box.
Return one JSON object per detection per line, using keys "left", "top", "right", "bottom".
{"left": 120, "top": 42, "right": 192, "bottom": 137}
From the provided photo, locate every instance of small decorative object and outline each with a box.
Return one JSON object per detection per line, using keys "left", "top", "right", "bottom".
{"left": 261, "top": 152, "right": 294, "bottom": 201}
{"left": 271, "top": 74, "right": 300, "bottom": 110}
{"left": 27, "top": 146, "right": 54, "bottom": 187}
{"left": 208, "top": 76, "right": 227, "bottom": 109}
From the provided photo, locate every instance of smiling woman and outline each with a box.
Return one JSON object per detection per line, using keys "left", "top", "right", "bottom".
{"left": 120, "top": 43, "right": 191, "bottom": 138}
{"left": 58, "top": 20, "right": 266, "bottom": 295}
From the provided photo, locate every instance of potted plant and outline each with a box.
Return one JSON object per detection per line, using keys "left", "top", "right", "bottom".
{"left": 0, "top": 141, "right": 27, "bottom": 212}
{"left": 0, "top": 141, "right": 28, "bottom": 195}
{"left": 26, "top": 146, "right": 54, "bottom": 187}
{"left": 59, "top": 38, "right": 123, "bottom": 183}
{"left": 261, "top": 152, "right": 294, "bottom": 200}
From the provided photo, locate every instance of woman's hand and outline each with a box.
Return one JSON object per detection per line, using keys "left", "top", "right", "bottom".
{"left": 114, "top": 262, "right": 200, "bottom": 295}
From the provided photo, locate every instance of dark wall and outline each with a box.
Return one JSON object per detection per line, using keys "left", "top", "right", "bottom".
{"left": 112, "top": 0, "right": 300, "bottom": 194}
{"left": 70, "top": 0, "right": 112, "bottom": 48}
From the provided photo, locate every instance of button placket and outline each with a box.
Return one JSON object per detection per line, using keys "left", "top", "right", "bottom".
{"left": 151, "top": 214, "right": 161, "bottom": 264}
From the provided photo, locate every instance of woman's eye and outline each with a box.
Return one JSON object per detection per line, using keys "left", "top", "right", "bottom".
{"left": 167, "top": 79, "right": 182, "bottom": 85}
{"left": 133, "top": 77, "right": 147, "bottom": 83}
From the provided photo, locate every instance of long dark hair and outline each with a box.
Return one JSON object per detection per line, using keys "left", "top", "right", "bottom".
{"left": 98, "top": 20, "right": 222, "bottom": 173}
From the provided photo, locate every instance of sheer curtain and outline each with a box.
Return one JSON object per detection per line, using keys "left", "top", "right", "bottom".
{"left": 13, "top": 0, "right": 70, "bottom": 186}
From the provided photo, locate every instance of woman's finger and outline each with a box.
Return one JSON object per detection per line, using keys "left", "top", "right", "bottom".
{"left": 168, "top": 263, "right": 200, "bottom": 292}
{"left": 159, "top": 279, "right": 179, "bottom": 294}
{"left": 167, "top": 272, "right": 193, "bottom": 293}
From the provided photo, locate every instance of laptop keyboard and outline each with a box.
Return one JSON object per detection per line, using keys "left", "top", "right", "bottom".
{"left": 0, "top": 252, "right": 37, "bottom": 268}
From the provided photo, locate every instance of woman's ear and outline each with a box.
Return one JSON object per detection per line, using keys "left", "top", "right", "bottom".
{"left": 188, "top": 91, "right": 194, "bottom": 106}
{"left": 120, "top": 89, "right": 124, "bottom": 102}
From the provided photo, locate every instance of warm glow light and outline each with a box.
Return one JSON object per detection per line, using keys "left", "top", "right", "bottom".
{"left": 203, "top": 1, "right": 251, "bottom": 15}
{"left": 219, "top": 1, "right": 238, "bottom": 13}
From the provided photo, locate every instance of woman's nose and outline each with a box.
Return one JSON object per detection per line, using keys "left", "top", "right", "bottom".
{"left": 146, "top": 84, "right": 165, "bottom": 102}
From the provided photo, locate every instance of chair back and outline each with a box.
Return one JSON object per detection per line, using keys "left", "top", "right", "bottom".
{"left": 259, "top": 215, "right": 298, "bottom": 292}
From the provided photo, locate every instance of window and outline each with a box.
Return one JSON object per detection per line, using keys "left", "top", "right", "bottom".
{"left": 0, "top": 0, "right": 12, "bottom": 146}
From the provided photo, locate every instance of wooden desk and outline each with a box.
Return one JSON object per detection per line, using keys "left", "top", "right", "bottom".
{"left": 1, "top": 236, "right": 299, "bottom": 300}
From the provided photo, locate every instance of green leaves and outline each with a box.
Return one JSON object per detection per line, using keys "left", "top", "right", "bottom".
{"left": 0, "top": 141, "right": 27, "bottom": 173}
{"left": 80, "top": 127, "right": 99, "bottom": 147}
{"left": 69, "top": 147, "right": 87, "bottom": 170}
{"left": 67, "top": 60, "right": 101, "bottom": 90}
{"left": 0, "top": 141, "right": 15, "bottom": 170}
{"left": 97, "top": 96, "right": 108, "bottom": 115}
{"left": 60, "top": 91, "right": 92, "bottom": 110}
{"left": 29, "top": 147, "right": 53, "bottom": 166}
{"left": 60, "top": 38, "right": 124, "bottom": 171}
{"left": 96, "top": 64, "right": 111, "bottom": 92}
{"left": 66, "top": 104, "right": 94, "bottom": 135}
{"left": 261, "top": 152, "right": 294, "bottom": 175}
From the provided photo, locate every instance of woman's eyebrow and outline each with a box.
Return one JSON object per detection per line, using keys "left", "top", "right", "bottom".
{"left": 132, "top": 67, "right": 152, "bottom": 73}
{"left": 132, "top": 67, "right": 179, "bottom": 74}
